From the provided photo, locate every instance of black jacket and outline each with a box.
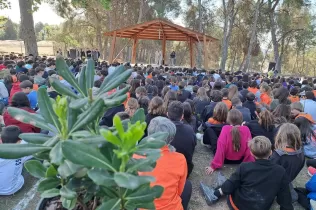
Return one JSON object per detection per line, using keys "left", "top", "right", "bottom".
{"left": 243, "top": 100, "right": 257, "bottom": 120}
{"left": 177, "top": 89, "right": 191, "bottom": 102}
{"left": 201, "top": 102, "right": 218, "bottom": 123}
{"left": 235, "top": 105, "right": 251, "bottom": 122}
{"left": 245, "top": 120, "right": 276, "bottom": 146}
{"left": 171, "top": 121, "right": 197, "bottom": 176}
{"left": 270, "top": 148, "right": 305, "bottom": 182}
{"left": 203, "top": 123, "right": 226, "bottom": 154}
{"left": 221, "top": 159, "right": 293, "bottom": 210}
{"left": 144, "top": 113, "right": 166, "bottom": 136}
{"left": 239, "top": 89, "right": 249, "bottom": 103}
{"left": 99, "top": 104, "right": 125, "bottom": 127}
{"left": 193, "top": 98, "right": 210, "bottom": 121}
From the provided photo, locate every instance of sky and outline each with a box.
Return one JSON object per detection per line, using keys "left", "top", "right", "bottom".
{"left": 0, "top": 0, "right": 64, "bottom": 25}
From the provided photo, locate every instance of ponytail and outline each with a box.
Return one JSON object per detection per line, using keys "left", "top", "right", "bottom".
{"left": 231, "top": 126, "right": 241, "bottom": 152}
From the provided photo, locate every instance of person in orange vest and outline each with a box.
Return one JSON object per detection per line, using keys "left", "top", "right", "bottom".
{"left": 260, "top": 83, "right": 272, "bottom": 106}
{"left": 288, "top": 87, "right": 300, "bottom": 103}
{"left": 221, "top": 88, "right": 232, "bottom": 110}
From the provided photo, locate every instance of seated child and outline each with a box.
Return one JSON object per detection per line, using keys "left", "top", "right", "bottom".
{"left": 201, "top": 136, "right": 293, "bottom": 210}
{"left": 221, "top": 88, "right": 232, "bottom": 110}
{"left": 20, "top": 80, "right": 37, "bottom": 110}
{"left": 270, "top": 123, "right": 305, "bottom": 202}
{"left": 205, "top": 109, "right": 254, "bottom": 174}
{"left": 243, "top": 92, "right": 257, "bottom": 120}
{"left": 0, "top": 126, "right": 32, "bottom": 195}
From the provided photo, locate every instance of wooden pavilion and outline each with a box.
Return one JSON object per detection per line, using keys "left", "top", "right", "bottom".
{"left": 104, "top": 19, "right": 218, "bottom": 68}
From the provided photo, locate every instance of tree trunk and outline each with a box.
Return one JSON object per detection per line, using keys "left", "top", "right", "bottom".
{"left": 19, "top": 0, "right": 38, "bottom": 56}
{"left": 268, "top": 0, "right": 280, "bottom": 72}
{"left": 242, "top": 0, "right": 260, "bottom": 72}
{"left": 137, "top": 0, "right": 144, "bottom": 23}
{"left": 196, "top": 0, "right": 202, "bottom": 68}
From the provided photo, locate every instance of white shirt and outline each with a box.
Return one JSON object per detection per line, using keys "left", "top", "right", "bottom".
{"left": 0, "top": 82, "right": 8, "bottom": 98}
{"left": 0, "top": 141, "right": 32, "bottom": 195}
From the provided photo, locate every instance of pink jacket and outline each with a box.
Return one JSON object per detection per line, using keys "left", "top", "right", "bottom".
{"left": 211, "top": 125, "right": 254, "bottom": 169}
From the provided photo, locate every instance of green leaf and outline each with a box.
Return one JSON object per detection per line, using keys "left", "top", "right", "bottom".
{"left": 38, "top": 177, "right": 60, "bottom": 192}
{"left": 71, "top": 130, "right": 92, "bottom": 138}
{"left": 126, "top": 185, "right": 164, "bottom": 203}
{"left": 131, "top": 108, "right": 146, "bottom": 124}
{"left": 49, "top": 142, "right": 63, "bottom": 164}
{"left": 60, "top": 186, "right": 77, "bottom": 199}
{"left": 50, "top": 78, "right": 80, "bottom": 99}
{"left": 86, "top": 59, "right": 95, "bottom": 90}
{"left": 138, "top": 132, "right": 167, "bottom": 149}
{"left": 33, "top": 151, "right": 50, "bottom": 160}
{"left": 114, "top": 173, "right": 155, "bottom": 190}
{"left": 103, "top": 94, "right": 127, "bottom": 108}
{"left": 46, "top": 165, "right": 57, "bottom": 178}
{"left": 19, "top": 133, "right": 51, "bottom": 144}
{"left": 61, "top": 196, "right": 77, "bottom": 210}
{"left": 56, "top": 55, "right": 85, "bottom": 96}
{"left": 69, "top": 98, "right": 88, "bottom": 109}
{"left": 99, "top": 65, "right": 125, "bottom": 92}
{"left": 0, "top": 144, "right": 51, "bottom": 159}
{"left": 76, "top": 136, "right": 107, "bottom": 145}
{"left": 113, "top": 115, "right": 124, "bottom": 139}
{"left": 96, "top": 198, "right": 121, "bottom": 210}
{"left": 99, "top": 69, "right": 132, "bottom": 96}
{"left": 43, "top": 136, "right": 59, "bottom": 147}
{"left": 66, "top": 177, "right": 94, "bottom": 191}
{"left": 100, "top": 129, "right": 121, "bottom": 146}
{"left": 37, "top": 88, "right": 61, "bottom": 131}
{"left": 70, "top": 98, "right": 105, "bottom": 133}
{"left": 62, "top": 141, "right": 116, "bottom": 172}
{"left": 100, "top": 186, "right": 119, "bottom": 198}
{"left": 126, "top": 158, "right": 156, "bottom": 173}
{"left": 78, "top": 65, "right": 87, "bottom": 96}
{"left": 7, "top": 107, "right": 55, "bottom": 132}
{"left": 106, "top": 86, "right": 130, "bottom": 100}
{"left": 87, "top": 168, "right": 116, "bottom": 187}
{"left": 58, "top": 160, "right": 83, "bottom": 178}
{"left": 24, "top": 160, "right": 46, "bottom": 178}
{"left": 67, "top": 99, "right": 79, "bottom": 132}
{"left": 41, "top": 188, "right": 60, "bottom": 198}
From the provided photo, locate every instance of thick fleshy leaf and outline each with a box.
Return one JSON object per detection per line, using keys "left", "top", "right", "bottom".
{"left": 43, "top": 136, "right": 59, "bottom": 147}
{"left": 86, "top": 59, "right": 95, "bottom": 90}
{"left": 66, "top": 177, "right": 94, "bottom": 191}
{"left": 76, "top": 136, "right": 107, "bottom": 145}
{"left": 126, "top": 158, "right": 156, "bottom": 173}
{"left": 60, "top": 186, "right": 77, "bottom": 199}
{"left": 7, "top": 107, "right": 54, "bottom": 132}
{"left": 41, "top": 188, "right": 60, "bottom": 198}
{"left": 37, "top": 88, "right": 61, "bottom": 131}
{"left": 106, "top": 86, "right": 130, "bottom": 99}
{"left": 38, "top": 177, "right": 60, "bottom": 192}
{"left": 56, "top": 55, "right": 84, "bottom": 96}
{"left": 114, "top": 173, "right": 155, "bottom": 190}
{"left": 50, "top": 78, "right": 79, "bottom": 99}
{"left": 0, "top": 144, "right": 51, "bottom": 159}
{"left": 126, "top": 185, "right": 163, "bottom": 203}
{"left": 87, "top": 168, "right": 116, "bottom": 187}
{"left": 46, "top": 165, "right": 57, "bottom": 177}
{"left": 19, "top": 133, "right": 51, "bottom": 144}
{"left": 69, "top": 98, "right": 88, "bottom": 109}
{"left": 99, "top": 65, "right": 125, "bottom": 91}
{"left": 78, "top": 65, "right": 87, "bottom": 96}
{"left": 33, "top": 151, "right": 50, "bottom": 160}
{"left": 62, "top": 141, "right": 116, "bottom": 172}
{"left": 103, "top": 94, "right": 127, "bottom": 108}
{"left": 69, "top": 98, "right": 105, "bottom": 133}
{"left": 49, "top": 142, "right": 63, "bottom": 164}
{"left": 58, "top": 160, "right": 83, "bottom": 178}
{"left": 96, "top": 198, "right": 121, "bottom": 210}
{"left": 24, "top": 160, "right": 46, "bottom": 178}
{"left": 100, "top": 128, "right": 121, "bottom": 146}
{"left": 131, "top": 108, "right": 146, "bottom": 124}
{"left": 61, "top": 196, "right": 77, "bottom": 210}
{"left": 67, "top": 100, "right": 79, "bottom": 132}
{"left": 99, "top": 69, "right": 132, "bottom": 95}
{"left": 71, "top": 130, "right": 92, "bottom": 138}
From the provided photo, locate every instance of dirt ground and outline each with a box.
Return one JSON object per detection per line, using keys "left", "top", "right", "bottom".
{"left": 189, "top": 139, "right": 309, "bottom": 210}
{"left": 0, "top": 40, "right": 56, "bottom": 56}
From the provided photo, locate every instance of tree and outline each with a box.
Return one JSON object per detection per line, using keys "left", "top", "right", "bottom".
{"left": 19, "top": 0, "right": 38, "bottom": 56}
{"left": 35, "top": 22, "right": 45, "bottom": 35}
{"left": 1, "top": 18, "right": 18, "bottom": 40}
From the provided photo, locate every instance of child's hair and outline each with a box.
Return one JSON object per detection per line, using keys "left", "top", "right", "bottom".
{"left": 221, "top": 88, "right": 229, "bottom": 98}
{"left": 115, "top": 112, "right": 130, "bottom": 121}
{"left": 197, "top": 87, "right": 209, "bottom": 101}
{"left": 248, "top": 136, "right": 272, "bottom": 159}
{"left": 19, "top": 80, "right": 33, "bottom": 89}
{"left": 227, "top": 109, "right": 243, "bottom": 152}
{"left": 135, "top": 86, "right": 147, "bottom": 97}
{"left": 258, "top": 109, "right": 274, "bottom": 130}
{"left": 138, "top": 96, "right": 150, "bottom": 111}
{"left": 275, "top": 123, "right": 302, "bottom": 150}
{"left": 183, "top": 102, "right": 193, "bottom": 124}
{"left": 246, "top": 92, "right": 255, "bottom": 101}
{"left": 126, "top": 98, "right": 139, "bottom": 116}
{"left": 192, "top": 85, "right": 199, "bottom": 93}
{"left": 213, "top": 102, "right": 228, "bottom": 123}
{"left": 294, "top": 117, "right": 316, "bottom": 144}
{"left": 1, "top": 125, "right": 21, "bottom": 143}
{"left": 94, "top": 80, "right": 102, "bottom": 88}
{"left": 18, "top": 74, "right": 29, "bottom": 82}
{"left": 148, "top": 96, "right": 164, "bottom": 115}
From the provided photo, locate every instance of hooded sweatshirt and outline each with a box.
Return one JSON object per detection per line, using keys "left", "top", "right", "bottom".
{"left": 9, "top": 82, "right": 21, "bottom": 103}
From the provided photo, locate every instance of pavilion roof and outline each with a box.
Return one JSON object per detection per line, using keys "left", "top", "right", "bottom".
{"left": 104, "top": 19, "right": 218, "bottom": 42}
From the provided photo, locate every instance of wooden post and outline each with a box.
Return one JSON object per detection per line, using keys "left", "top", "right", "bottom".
{"left": 189, "top": 38, "right": 194, "bottom": 68}
{"left": 109, "top": 31, "right": 117, "bottom": 63}
{"left": 162, "top": 36, "right": 166, "bottom": 65}
{"left": 131, "top": 38, "right": 138, "bottom": 64}
{"left": 204, "top": 35, "right": 209, "bottom": 69}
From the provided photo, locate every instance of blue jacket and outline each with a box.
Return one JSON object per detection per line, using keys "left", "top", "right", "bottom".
{"left": 301, "top": 99, "right": 316, "bottom": 122}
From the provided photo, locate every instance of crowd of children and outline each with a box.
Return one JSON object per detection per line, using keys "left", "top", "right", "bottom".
{"left": 0, "top": 52, "right": 316, "bottom": 209}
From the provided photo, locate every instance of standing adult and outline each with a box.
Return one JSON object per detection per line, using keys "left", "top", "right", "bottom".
{"left": 170, "top": 51, "right": 176, "bottom": 66}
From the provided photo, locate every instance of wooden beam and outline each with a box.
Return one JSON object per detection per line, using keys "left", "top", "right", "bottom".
{"left": 131, "top": 38, "right": 138, "bottom": 64}
{"left": 162, "top": 36, "right": 166, "bottom": 65}
{"left": 204, "top": 35, "right": 208, "bottom": 69}
{"left": 109, "top": 31, "right": 117, "bottom": 63}
{"left": 189, "top": 38, "right": 194, "bottom": 68}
